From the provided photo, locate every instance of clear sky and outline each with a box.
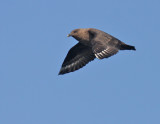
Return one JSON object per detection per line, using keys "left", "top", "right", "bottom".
{"left": 0, "top": 0, "right": 160, "bottom": 124}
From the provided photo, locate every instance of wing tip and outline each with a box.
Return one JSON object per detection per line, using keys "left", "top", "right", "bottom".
{"left": 58, "top": 72, "right": 62, "bottom": 75}
{"left": 58, "top": 68, "right": 66, "bottom": 75}
{"left": 58, "top": 67, "right": 74, "bottom": 75}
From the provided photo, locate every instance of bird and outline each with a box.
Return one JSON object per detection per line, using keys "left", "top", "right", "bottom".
{"left": 59, "top": 28, "right": 136, "bottom": 75}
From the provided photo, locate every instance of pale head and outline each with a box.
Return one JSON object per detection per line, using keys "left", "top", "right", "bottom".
{"left": 67, "top": 28, "right": 90, "bottom": 44}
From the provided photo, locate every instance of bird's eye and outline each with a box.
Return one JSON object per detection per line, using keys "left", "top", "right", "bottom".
{"left": 74, "top": 30, "right": 78, "bottom": 33}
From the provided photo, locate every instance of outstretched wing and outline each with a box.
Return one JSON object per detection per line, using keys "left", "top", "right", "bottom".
{"left": 59, "top": 43, "right": 95, "bottom": 75}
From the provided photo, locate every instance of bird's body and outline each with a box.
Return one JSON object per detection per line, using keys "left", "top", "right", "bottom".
{"left": 59, "top": 28, "right": 136, "bottom": 75}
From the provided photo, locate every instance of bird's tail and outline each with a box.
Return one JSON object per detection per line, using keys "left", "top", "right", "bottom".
{"left": 120, "top": 42, "right": 136, "bottom": 50}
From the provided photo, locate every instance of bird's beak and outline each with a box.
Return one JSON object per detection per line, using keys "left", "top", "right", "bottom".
{"left": 67, "top": 34, "right": 71, "bottom": 37}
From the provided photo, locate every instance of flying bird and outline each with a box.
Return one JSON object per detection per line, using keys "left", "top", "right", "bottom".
{"left": 59, "top": 28, "right": 136, "bottom": 75}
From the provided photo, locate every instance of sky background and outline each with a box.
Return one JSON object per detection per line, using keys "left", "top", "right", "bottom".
{"left": 0, "top": 0, "right": 160, "bottom": 124}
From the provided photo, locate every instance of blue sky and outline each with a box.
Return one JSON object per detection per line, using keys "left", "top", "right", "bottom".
{"left": 0, "top": 0, "right": 160, "bottom": 124}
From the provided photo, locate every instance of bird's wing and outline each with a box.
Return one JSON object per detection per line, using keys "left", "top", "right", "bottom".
{"left": 59, "top": 43, "right": 95, "bottom": 75}
{"left": 90, "top": 35, "right": 119, "bottom": 59}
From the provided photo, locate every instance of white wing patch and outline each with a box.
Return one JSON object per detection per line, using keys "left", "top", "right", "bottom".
{"left": 94, "top": 47, "right": 118, "bottom": 59}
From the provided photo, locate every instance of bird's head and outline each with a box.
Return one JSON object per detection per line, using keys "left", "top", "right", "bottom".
{"left": 67, "top": 29, "right": 80, "bottom": 37}
{"left": 67, "top": 28, "right": 90, "bottom": 42}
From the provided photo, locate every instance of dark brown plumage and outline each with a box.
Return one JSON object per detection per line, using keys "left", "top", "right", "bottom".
{"left": 59, "top": 28, "right": 136, "bottom": 75}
